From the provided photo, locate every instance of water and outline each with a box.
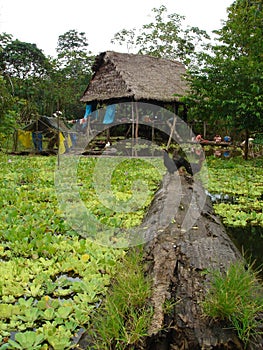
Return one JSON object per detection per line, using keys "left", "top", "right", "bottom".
{"left": 205, "top": 148, "right": 242, "bottom": 159}
{"left": 205, "top": 191, "right": 263, "bottom": 276}
{"left": 226, "top": 225, "right": 263, "bottom": 277}
{"left": 206, "top": 191, "right": 237, "bottom": 204}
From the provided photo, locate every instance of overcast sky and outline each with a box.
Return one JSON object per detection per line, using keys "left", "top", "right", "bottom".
{"left": 0, "top": 0, "right": 233, "bottom": 57}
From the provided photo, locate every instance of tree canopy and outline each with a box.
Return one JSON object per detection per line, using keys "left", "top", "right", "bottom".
{"left": 0, "top": 30, "right": 94, "bottom": 143}
{"left": 53, "top": 30, "right": 94, "bottom": 117}
{"left": 1, "top": 40, "right": 51, "bottom": 80}
{"left": 111, "top": 5, "right": 210, "bottom": 66}
{"left": 184, "top": 0, "right": 263, "bottom": 142}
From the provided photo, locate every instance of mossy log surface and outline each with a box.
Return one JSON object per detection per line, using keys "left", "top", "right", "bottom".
{"left": 142, "top": 173, "right": 262, "bottom": 350}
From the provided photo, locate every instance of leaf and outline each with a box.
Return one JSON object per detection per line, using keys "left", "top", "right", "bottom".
{"left": 56, "top": 306, "right": 73, "bottom": 319}
{"left": 42, "top": 308, "right": 55, "bottom": 320}
{"left": 11, "top": 331, "right": 44, "bottom": 349}
{"left": 5, "top": 340, "right": 23, "bottom": 350}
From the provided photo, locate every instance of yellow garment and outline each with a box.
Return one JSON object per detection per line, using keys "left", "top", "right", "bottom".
{"left": 59, "top": 132, "right": 66, "bottom": 154}
{"left": 67, "top": 134, "right": 72, "bottom": 148}
{"left": 17, "top": 130, "right": 32, "bottom": 148}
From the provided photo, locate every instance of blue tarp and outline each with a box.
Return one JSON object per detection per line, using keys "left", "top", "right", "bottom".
{"left": 103, "top": 105, "right": 116, "bottom": 124}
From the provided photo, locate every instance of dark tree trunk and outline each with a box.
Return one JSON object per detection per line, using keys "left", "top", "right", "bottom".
{"left": 140, "top": 173, "right": 262, "bottom": 350}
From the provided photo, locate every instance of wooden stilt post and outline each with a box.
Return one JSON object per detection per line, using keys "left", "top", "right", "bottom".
{"left": 166, "top": 114, "right": 176, "bottom": 150}
{"left": 131, "top": 103, "right": 135, "bottom": 157}
{"left": 135, "top": 102, "right": 139, "bottom": 140}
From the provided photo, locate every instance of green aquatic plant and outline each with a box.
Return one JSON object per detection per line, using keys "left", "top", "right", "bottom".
{"left": 0, "top": 155, "right": 159, "bottom": 348}
{"left": 206, "top": 156, "right": 263, "bottom": 226}
{"left": 8, "top": 331, "right": 44, "bottom": 350}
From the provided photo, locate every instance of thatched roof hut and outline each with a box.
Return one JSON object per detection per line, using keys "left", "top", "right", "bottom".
{"left": 80, "top": 51, "right": 188, "bottom": 110}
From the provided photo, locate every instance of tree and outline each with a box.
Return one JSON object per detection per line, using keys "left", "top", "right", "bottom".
{"left": 185, "top": 0, "right": 263, "bottom": 157}
{"left": 1, "top": 39, "right": 51, "bottom": 80}
{"left": 0, "top": 30, "right": 94, "bottom": 124}
{"left": 56, "top": 29, "right": 93, "bottom": 79}
{"left": 0, "top": 74, "right": 16, "bottom": 143}
{"left": 0, "top": 34, "right": 19, "bottom": 143}
{"left": 111, "top": 5, "right": 210, "bottom": 65}
{"left": 0, "top": 33, "right": 13, "bottom": 108}
{"left": 54, "top": 29, "right": 94, "bottom": 118}
{"left": 0, "top": 36, "right": 55, "bottom": 122}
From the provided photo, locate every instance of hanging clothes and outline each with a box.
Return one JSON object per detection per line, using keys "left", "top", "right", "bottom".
{"left": 83, "top": 104, "right": 98, "bottom": 121}
{"left": 59, "top": 132, "right": 66, "bottom": 154}
{"left": 103, "top": 104, "right": 116, "bottom": 124}
{"left": 83, "top": 104, "right": 92, "bottom": 119}
{"left": 67, "top": 134, "right": 72, "bottom": 148}
{"left": 32, "top": 132, "right": 43, "bottom": 151}
{"left": 17, "top": 130, "right": 32, "bottom": 148}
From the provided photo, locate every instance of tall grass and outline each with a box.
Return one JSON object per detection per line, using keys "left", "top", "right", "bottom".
{"left": 202, "top": 261, "right": 263, "bottom": 347}
{"left": 89, "top": 247, "right": 153, "bottom": 349}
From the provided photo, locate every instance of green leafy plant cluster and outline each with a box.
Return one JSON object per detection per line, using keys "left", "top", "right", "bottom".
{"left": 202, "top": 261, "right": 263, "bottom": 347}
{"left": 206, "top": 156, "right": 263, "bottom": 227}
{"left": 78, "top": 156, "right": 163, "bottom": 230}
{"left": 88, "top": 247, "right": 153, "bottom": 349}
{"left": 0, "top": 154, "right": 161, "bottom": 349}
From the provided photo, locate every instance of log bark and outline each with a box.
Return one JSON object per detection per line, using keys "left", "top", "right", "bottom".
{"left": 141, "top": 173, "right": 262, "bottom": 350}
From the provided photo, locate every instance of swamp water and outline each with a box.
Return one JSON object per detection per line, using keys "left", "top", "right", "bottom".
{"left": 226, "top": 225, "right": 263, "bottom": 276}
{"left": 207, "top": 191, "right": 262, "bottom": 276}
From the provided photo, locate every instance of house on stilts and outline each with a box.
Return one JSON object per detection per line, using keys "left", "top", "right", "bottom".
{"left": 81, "top": 51, "right": 187, "bottom": 112}
{"left": 78, "top": 51, "right": 189, "bottom": 153}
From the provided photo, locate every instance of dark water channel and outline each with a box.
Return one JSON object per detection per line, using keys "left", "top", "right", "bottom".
{"left": 206, "top": 191, "right": 263, "bottom": 276}
{"left": 226, "top": 225, "right": 263, "bottom": 276}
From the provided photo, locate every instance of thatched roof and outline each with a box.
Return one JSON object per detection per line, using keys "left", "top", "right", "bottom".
{"left": 80, "top": 51, "right": 187, "bottom": 105}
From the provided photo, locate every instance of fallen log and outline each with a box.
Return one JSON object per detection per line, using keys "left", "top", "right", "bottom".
{"left": 141, "top": 173, "right": 262, "bottom": 350}
{"left": 76, "top": 172, "right": 262, "bottom": 350}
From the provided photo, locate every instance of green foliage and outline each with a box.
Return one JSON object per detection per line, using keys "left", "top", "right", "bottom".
{"left": 0, "top": 99, "right": 17, "bottom": 149}
{"left": 57, "top": 30, "right": 89, "bottom": 55}
{"left": 0, "top": 68, "right": 16, "bottom": 146}
{"left": 111, "top": 5, "right": 210, "bottom": 65}
{"left": 185, "top": 0, "right": 263, "bottom": 135}
{"left": 0, "top": 75, "right": 13, "bottom": 113}
{"left": 202, "top": 261, "right": 263, "bottom": 346}
{"left": 1, "top": 40, "right": 51, "bottom": 79}
{"left": 89, "top": 247, "right": 153, "bottom": 349}
{"left": 78, "top": 157, "right": 162, "bottom": 232}
{"left": 54, "top": 29, "right": 94, "bottom": 117}
{"left": 0, "top": 36, "right": 55, "bottom": 123}
{"left": 0, "top": 29, "right": 94, "bottom": 126}
{"left": 206, "top": 156, "right": 263, "bottom": 226}
{"left": 0, "top": 32, "right": 13, "bottom": 51}
{"left": 0, "top": 154, "right": 161, "bottom": 349}
{"left": 41, "top": 323, "right": 73, "bottom": 350}
{"left": 8, "top": 331, "right": 44, "bottom": 350}
{"left": 0, "top": 155, "right": 127, "bottom": 348}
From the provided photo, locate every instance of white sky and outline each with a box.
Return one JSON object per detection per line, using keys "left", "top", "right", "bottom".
{"left": 0, "top": 0, "right": 233, "bottom": 57}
